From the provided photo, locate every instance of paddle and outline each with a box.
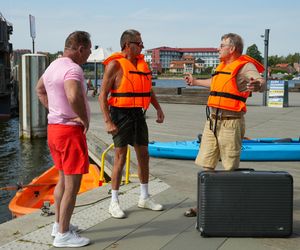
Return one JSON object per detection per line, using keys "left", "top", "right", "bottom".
{"left": 0, "top": 183, "right": 57, "bottom": 191}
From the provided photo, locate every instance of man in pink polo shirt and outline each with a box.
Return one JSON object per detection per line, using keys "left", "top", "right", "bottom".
{"left": 36, "top": 31, "right": 91, "bottom": 248}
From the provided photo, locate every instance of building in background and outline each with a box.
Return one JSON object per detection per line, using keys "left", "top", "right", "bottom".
{"left": 169, "top": 55, "right": 205, "bottom": 74}
{"left": 145, "top": 46, "right": 219, "bottom": 74}
{"left": 11, "top": 49, "right": 31, "bottom": 65}
{"left": 0, "top": 13, "right": 15, "bottom": 120}
{"left": 293, "top": 63, "right": 300, "bottom": 74}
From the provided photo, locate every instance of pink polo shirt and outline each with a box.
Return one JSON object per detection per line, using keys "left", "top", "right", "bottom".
{"left": 42, "top": 57, "right": 90, "bottom": 125}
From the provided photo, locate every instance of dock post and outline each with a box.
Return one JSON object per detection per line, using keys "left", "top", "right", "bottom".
{"left": 19, "top": 54, "right": 48, "bottom": 139}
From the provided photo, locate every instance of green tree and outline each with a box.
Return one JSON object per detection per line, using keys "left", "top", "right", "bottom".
{"left": 246, "top": 44, "right": 263, "bottom": 63}
{"left": 48, "top": 51, "right": 63, "bottom": 62}
{"left": 202, "top": 66, "right": 213, "bottom": 75}
{"left": 286, "top": 53, "right": 300, "bottom": 64}
{"left": 268, "top": 55, "right": 284, "bottom": 67}
{"left": 268, "top": 53, "right": 300, "bottom": 67}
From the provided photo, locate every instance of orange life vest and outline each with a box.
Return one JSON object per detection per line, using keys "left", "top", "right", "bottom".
{"left": 207, "top": 55, "right": 264, "bottom": 112}
{"left": 103, "top": 52, "right": 152, "bottom": 109}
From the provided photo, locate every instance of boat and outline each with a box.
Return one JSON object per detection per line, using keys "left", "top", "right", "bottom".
{"left": 148, "top": 137, "right": 300, "bottom": 161}
{"left": 8, "top": 164, "right": 102, "bottom": 217}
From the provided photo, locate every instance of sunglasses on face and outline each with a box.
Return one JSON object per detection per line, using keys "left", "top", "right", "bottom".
{"left": 130, "top": 41, "right": 144, "bottom": 47}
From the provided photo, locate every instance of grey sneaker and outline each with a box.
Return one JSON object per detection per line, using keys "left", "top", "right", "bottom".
{"left": 53, "top": 231, "right": 90, "bottom": 248}
{"left": 51, "top": 223, "right": 79, "bottom": 237}
{"left": 109, "top": 201, "right": 126, "bottom": 218}
{"left": 138, "top": 197, "right": 163, "bottom": 211}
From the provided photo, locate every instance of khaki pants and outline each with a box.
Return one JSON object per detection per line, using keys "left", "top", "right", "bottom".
{"left": 195, "top": 116, "right": 245, "bottom": 170}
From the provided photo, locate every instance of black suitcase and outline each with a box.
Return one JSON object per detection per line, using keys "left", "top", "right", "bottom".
{"left": 197, "top": 170, "right": 293, "bottom": 237}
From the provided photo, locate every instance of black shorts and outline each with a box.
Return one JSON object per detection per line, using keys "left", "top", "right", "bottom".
{"left": 110, "top": 107, "right": 149, "bottom": 147}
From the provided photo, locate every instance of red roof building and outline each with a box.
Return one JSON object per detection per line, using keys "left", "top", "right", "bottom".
{"left": 169, "top": 55, "right": 205, "bottom": 74}
{"left": 145, "top": 46, "right": 219, "bottom": 73}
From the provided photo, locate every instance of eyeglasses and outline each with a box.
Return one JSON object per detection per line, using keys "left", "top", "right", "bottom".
{"left": 130, "top": 41, "right": 144, "bottom": 47}
{"left": 219, "top": 44, "right": 231, "bottom": 49}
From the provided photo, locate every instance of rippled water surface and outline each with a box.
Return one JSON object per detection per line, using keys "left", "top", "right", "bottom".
{"left": 0, "top": 118, "right": 53, "bottom": 224}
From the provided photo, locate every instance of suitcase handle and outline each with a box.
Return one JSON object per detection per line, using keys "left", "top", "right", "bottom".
{"left": 234, "top": 168, "right": 254, "bottom": 172}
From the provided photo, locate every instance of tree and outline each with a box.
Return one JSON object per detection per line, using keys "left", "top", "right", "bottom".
{"left": 202, "top": 66, "right": 213, "bottom": 75}
{"left": 268, "top": 53, "right": 300, "bottom": 67}
{"left": 246, "top": 44, "right": 263, "bottom": 63}
{"left": 268, "top": 55, "right": 284, "bottom": 67}
{"left": 48, "top": 51, "right": 63, "bottom": 62}
{"left": 286, "top": 53, "right": 300, "bottom": 64}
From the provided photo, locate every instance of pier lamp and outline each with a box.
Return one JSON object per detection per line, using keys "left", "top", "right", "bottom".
{"left": 94, "top": 45, "right": 99, "bottom": 92}
{"left": 261, "top": 29, "right": 270, "bottom": 106}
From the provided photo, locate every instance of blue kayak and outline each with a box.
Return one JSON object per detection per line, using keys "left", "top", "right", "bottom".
{"left": 148, "top": 138, "right": 300, "bottom": 161}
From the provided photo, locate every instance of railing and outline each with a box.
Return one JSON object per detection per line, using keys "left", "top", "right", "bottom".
{"left": 99, "top": 143, "right": 132, "bottom": 186}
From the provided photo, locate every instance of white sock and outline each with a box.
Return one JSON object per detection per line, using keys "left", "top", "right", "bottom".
{"left": 54, "top": 222, "right": 59, "bottom": 227}
{"left": 111, "top": 190, "right": 119, "bottom": 202}
{"left": 140, "top": 183, "right": 149, "bottom": 199}
{"left": 57, "top": 231, "right": 69, "bottom": 237}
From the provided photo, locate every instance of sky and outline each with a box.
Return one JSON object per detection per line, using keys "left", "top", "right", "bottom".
{"left": 1, "top": 0, "right": 299, "bottom": 56}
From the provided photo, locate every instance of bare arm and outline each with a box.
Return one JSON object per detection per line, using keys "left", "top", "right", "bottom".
{"left": 150, "top": 90, "right": 164, "bottom": 123}
{"left": 238, "top": 63, "right": 266, "bottom": 92}
{"left": 184, "top": 73, "right": 212, "bottom": 88}
{"left": 36, "top": 77, "right": 48, "bottom": 109}
{"left": 98, "top": 60, "right": 120, "bottom": 135}
{"left": 246, "top": 77, "right": 265, "bottom": 92}
{"left": 64, "top": 79, "right": 89, "bottom": 133}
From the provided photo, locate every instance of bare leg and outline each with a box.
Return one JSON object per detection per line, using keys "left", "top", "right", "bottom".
{"left": 203, "top": 167, "right": 214, "bottom": 171}
{"left": 111, "top": 146, "right": 127, "bottom": 190}
{"left": 58, "top": 174, "right": 82, "bottom": 233}
{"left": 185, "top": 167, "right": 214, "bottom": 217}
{"left": 54, "top": 170, "right": 65, "bottom": 223}
{"left": 109, "top": 147, "right": 128, "bottom": 218}
{"left": 134, "top": 145, "right": 163, "bottom": 211}
{"left": 134, "top": 145, "right": 149, "bottom": 184}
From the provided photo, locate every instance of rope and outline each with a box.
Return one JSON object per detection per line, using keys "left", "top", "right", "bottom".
{"left": 0, "top": 183, "right": 56, "bottom": 191}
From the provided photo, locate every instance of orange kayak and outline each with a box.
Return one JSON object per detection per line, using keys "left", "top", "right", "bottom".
{"left": 8, "top": 164, "right": 102, "bottom": 218}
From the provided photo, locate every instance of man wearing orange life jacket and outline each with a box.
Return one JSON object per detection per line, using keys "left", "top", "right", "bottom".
{"left": 184, "top": 33, "right": 265, "bottom": 217}
{"left": 99, "top": 29, "right": 165, "bottom": 219}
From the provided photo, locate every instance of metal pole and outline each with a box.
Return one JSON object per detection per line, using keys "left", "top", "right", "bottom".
{"left": 94, "top": 45, "right": 99, "bottom": 94}
{"left": 20, "top": 54, "right": 48, "bottom": 138}
{"left": 32, "top": 39, "right": 35, "bottom": 53}
{"left": 94, "top": 62, "right": 98, "bottom": 93}
{"left": 262, "top": 29, "right": 270, "bottom": 106}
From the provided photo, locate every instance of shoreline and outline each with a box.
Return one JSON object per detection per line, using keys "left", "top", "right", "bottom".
{"left": 1, "top": 94, "right": 300, "bottom": 249}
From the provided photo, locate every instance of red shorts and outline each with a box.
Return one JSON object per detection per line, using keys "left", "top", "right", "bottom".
{"left": 48, "top": 124, "right": 89, "bottom": 175}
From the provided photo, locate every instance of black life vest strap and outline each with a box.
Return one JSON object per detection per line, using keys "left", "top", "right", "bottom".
{"left": 111, "top": 92, "right": 152, "bottom": 97}
{"left": 210, "top": 91, "right": 247, "bottom": 102}
{"left": 129, "top": 71, "right": 152, "bottom": 76}
{"left": 211, "top": 71, "right": 231, "bottom": 77}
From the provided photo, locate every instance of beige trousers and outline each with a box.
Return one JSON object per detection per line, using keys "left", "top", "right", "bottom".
{"left": 195, "top": 116, "right": 245, "bottom": 170}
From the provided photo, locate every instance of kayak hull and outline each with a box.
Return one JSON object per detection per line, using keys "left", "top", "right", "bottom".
{"left": 8, "top": 164, "right": 101, "bottom": 218}
{"left": 148, "top": 138, "right": 300, "bottom": 161}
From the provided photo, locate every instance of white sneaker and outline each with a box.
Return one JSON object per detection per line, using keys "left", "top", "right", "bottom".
{"left": 109, "top": 201, "right": 126, "bottom": 218}
{"left": 138, "top": 197, "right": 164, "bottom": 211}
{"left": 53, "top": 231, "right": 90, "bottom": 248}
{"left": 51, "top": 223, "right": 79, "bottom": 237}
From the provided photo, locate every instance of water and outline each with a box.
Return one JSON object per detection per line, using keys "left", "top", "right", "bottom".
{"left": 152, "top": 79, "right": 187, "bottom": 88}
{"left": 153, "top": 79, "right": 300, "bottom": 88}
{"left": 93, "top": 78, "right": 187, "bottom": 88}
{"left": 0, "top": 118, "right": 53, "bottom": 224}
{"left": 94, "top": 78, "right": 300, "bottom": 88}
